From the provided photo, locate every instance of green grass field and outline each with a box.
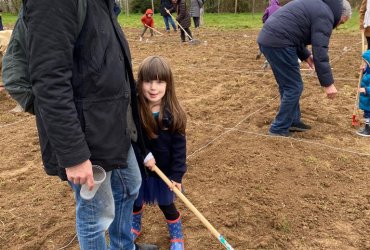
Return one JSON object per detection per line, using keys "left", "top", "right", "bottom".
{"left": 1, "top": 11, "right": 360, "bottom": 32}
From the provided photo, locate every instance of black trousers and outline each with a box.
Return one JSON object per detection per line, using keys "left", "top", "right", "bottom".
{"left": 180, "top": 28, "right": 192, "bottom": 42}
{"left": 193, "top": 17, "right": 200, "bottom": 28}
{"left": 133, "top": 203, "right": 179, "bottom": 220}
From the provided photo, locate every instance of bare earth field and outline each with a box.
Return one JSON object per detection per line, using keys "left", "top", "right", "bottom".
{"left": 1, "top": 28, "right": 370, "bottom": 250}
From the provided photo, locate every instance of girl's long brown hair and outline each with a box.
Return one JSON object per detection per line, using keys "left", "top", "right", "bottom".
{"left": 137, "top": 56, "right": 186, "bottom": 139}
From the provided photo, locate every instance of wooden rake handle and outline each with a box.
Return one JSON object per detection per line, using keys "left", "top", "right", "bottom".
{"left": 145, "top": 24, "right": 164, "bottom": 36}
{"left": 152, "top": 165, "right": 234, "bottom": 250}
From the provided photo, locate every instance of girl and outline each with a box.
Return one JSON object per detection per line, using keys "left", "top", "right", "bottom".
{"left": 132, "top": 56, "right": 187, "bottom": 250}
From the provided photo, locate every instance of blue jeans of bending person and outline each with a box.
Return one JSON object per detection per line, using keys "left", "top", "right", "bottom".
{"left": 259, "top": 45, "right": 303, "bottom": 134}
{"left": 69, "top": 145, "right": 141, "bottom": 250}
{"left": 163, "top": 15, "right": 176, "bottom": 31}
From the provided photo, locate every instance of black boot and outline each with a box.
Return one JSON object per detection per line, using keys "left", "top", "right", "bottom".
{"left": 356, "top": 123, "right": 370, "bottom": 137}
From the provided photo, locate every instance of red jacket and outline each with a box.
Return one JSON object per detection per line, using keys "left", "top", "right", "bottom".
{"left": 141, "top": 9, "right": 154, "bottom": 27}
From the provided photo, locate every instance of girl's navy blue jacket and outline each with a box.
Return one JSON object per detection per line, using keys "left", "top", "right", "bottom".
{"left": 134, "top": 111, "right": 186, "bottom": 183}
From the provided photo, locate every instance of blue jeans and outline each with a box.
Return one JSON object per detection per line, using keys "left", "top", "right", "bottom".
{"left": 163, "top": 15, "right": 176, "bottom": 31}
{"left": 69, "top": 145, "right": 141, "bottom": 250}
{"left": 259, "top": 45, "right": 303, "bottom": 134}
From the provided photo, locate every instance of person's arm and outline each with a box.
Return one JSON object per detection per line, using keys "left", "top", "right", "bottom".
{"left": 360, "top": 0, "right": 367, "bottom": 30}
{"left": 169, "top": 132, "right": 186, "bottom": 183}
{"left": 311, "top": 18, "right": 334, "bottom": 88}
{"left": 26, "top": 0, "right": 91, "bottom": 170}
{"left": 262, "top": 9, "right": 269, "bottom": 23}
{"left": 296, "top": 44, "right": 311, "bottom": 62}
{"left": 141, "top": 15, "right": 146, "bottom": 25}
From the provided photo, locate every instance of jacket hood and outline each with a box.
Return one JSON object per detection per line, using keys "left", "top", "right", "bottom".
{"left": 363, "top": 50, "right": 370, "bottom": 65}
{"left": 145, "top": 9, "right": 153, "bottom": 15}
{"left": 269, "top": 0, "right": 279, "bottom": 6}
{"left": 322, "top": 0, "right": 343, "bottom": 27}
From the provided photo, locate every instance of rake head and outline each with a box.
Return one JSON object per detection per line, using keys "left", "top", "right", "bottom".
{"left": 352, "top": 114, "right": 360, "bottom": 127}
{"left": 189, "top": 39, "right": 201, "bottom": 45}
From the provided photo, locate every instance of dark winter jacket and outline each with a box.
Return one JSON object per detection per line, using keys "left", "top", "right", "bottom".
{"left": 176, "top": 0, "right": 191, "bottom": 29}
{"left": 133, "top": 111, "right": 186, "bottom": 183}
{"left": 257, "top": 0, "right": 343, "bottom": 87}
{"left": 24, "top": 0, "right": 141, "bottom": 180}
{"left": 262, "top": 0, "right": 280, "bottom": 23}
{"left": 360, "top": 50, "right": 370, "bottom": 111}
{"left": 160, "top": 0, "right": 175, "bottom": 16}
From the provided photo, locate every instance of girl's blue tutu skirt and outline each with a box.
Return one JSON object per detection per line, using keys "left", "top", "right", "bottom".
{"left": 135, "top": 176, "right": 175, "bottom": 206}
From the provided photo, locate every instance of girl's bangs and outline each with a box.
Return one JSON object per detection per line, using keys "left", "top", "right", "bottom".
{"left": 141, "top": 57, "right": 171, "bottom": 83}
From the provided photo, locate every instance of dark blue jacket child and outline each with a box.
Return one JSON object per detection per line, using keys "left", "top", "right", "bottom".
{"left": 357, "top": 50, "right": 370, "bottom": 136}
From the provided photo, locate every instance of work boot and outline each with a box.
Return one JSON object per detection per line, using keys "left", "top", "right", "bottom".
{"left": 167, "top": 215, "right": 184, "bottom": 250}
{"left": 135, "top": 243, "right": 159, "bottom": 250}
{"left": 289, "top": 121, "right": 311, "bottom": 132}
{"left": 268, "top": 130, "right": 292, "bottom": 137}
{"left": 356, "top": 123, "right": 370, "bottom": 137}
{"left": 131, "top": 208, "right": 143, "bottom": 241}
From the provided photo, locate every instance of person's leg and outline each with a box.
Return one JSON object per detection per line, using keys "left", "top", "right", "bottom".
{"left": 69, "top": 171, "right": 114, "bottom": 250}
{"left": 180, "top": 29, "right": 185, "bottom": 42}
{"left": 169, "top": 16, "right": 177, "bottom": 31}
{"left": 0, "top": 16, "right": 3, "bottom": 31}
{"left": 159, "top": 204, "right": 184, "bottom": 250}
{"left": 141, "top": 27, "right": 148, "bottom": 38}
{"left": 131, "top": 204, "right": 144, "bottom": 241}
{"left": 184, "top": 28, "right": 192, "bottom": 40}
{"left": 150, "top": 28, "right": 154, "bottom": 37}
{"left": 260, "top": 45, "right": 303, "bottom": 135}
{"left": 109, "top": 145, "right": 142, "bottom": 250}
{"left": 357, "top": 110, "right": 370, "bottom": 136}
{"left": 193, "top": 17, "right": 200, "bottom": 28}
{"left": 163, "top": 16, "right": 170, "bottom": 32}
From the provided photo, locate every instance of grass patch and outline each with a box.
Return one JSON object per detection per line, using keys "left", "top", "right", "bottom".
{"left": 2, "top": 11, "right": 360, "bottom": 32}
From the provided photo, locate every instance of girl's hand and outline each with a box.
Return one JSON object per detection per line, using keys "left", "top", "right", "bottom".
{"left": 144, "top": 158, "right": 156, "bottom": 170}
{"left": 170, "top": 181, "right": 182, "bottom": 192}
{"left": 359, "top": 87, "right": 366, "bottom": 93}
{"left": 144, "top": 152, "right": 156, "bottom": 171}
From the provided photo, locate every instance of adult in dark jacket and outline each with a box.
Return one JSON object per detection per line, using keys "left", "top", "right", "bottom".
{"left": 170, "top": 0, "right": 192, "bottom": 42}
{"left": 24, "top": 0, "right": 157, "bottom": 249}
{"left": 160, "top": 0, "right": 177, "bottom": 32}
{"left": 257, "top": 0, "right": 352, "bottom": 137}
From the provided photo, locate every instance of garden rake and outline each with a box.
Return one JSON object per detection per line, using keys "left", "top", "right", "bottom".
{"left": 145, "top": 24, "right": 164, "bottom": 36}
{"left": 164, "top": 8, "right": 201, "bottom": 45}
{"left": 152, "top": 165, "right": 234, "bottom": 250}
{"left": 352, "top": 32, "right": 366, "bottom": 127}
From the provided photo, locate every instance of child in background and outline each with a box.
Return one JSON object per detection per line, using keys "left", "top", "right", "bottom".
{"left": 0, "top": 8, "right": 4, "bottom": 31}
{"left": 132, "top": 56, "right": 187, "bottom": 250}
{"left": 262, "top": 0, "right": 281, "bottom": 24}
{"left": 256, "top": 0, "right": 281, "bottom": 69}
{"left": 140, "top": 9, "right": 155, "bottom": 41}
{"left": 357, "top": 50, "right": 370, "bottom": 136}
